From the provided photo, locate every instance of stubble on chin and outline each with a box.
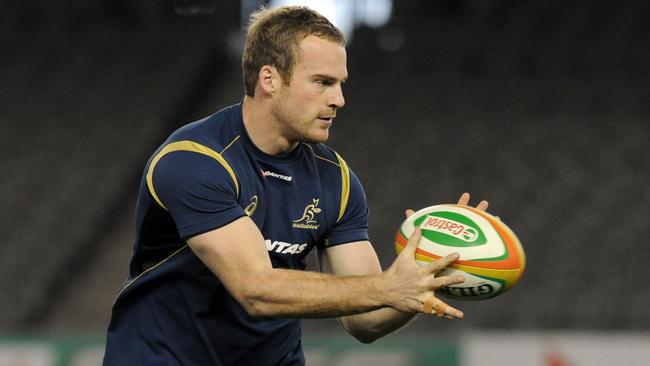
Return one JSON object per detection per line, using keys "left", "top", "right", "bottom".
{"left": 272, "top": 109, "right": 328, "bottom": 145}
{"left": 286, "top": 123, "right": 330, "bottom": 145}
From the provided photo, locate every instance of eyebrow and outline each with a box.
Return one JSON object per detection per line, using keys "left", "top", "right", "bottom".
{"left": 312, "top": 74, "right": 348, "bottom": 83}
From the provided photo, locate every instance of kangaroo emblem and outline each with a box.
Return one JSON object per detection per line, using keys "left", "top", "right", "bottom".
{"left": 293, "top": 199, "right": 321, "bottom": 225}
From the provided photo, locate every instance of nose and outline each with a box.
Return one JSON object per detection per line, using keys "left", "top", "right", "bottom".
{"left": 327, "top": 83, "right": 345, "bottom": 109}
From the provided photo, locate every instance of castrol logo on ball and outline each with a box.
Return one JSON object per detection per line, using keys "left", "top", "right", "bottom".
{"left": 420, "top": 216, "right": 477, "bottom": 241}
{"left": 414, "top": 212, "right": 487, "bottom": 247}
{"left": 396, "top": 204, "right": 526, "bottom": 301}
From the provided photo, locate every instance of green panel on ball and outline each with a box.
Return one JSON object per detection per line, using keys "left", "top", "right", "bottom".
{"left": 414, "top": 211, "right": 487, "bottom": 247}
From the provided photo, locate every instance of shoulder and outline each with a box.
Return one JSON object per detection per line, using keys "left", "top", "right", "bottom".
{"left": 167, "top": 104, "right": 243, "bottom": 152}
{"left": 145, "top": 105, "right": 245, "bottom": 208}
{"left": 148, "top": 104, "right": 244, "bottom": 181}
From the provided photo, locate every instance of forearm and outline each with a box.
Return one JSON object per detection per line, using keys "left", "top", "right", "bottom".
{"left": 188, "top": 218, "right": 462, "bottom": 323}
{"left": 339, "top": 308, "right": 417, "bottom": 343}
{"left": 239, "top": 268, "right": 389, "bottom": 318}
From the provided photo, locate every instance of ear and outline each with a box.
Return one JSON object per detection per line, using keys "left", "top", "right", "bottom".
{"left": 257, "top": 65, "right": 281, "bottom": 95}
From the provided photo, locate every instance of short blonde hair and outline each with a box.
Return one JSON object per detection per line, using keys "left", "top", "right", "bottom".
{"left": 242, "top": 6, "right": 345, "bottom": 96}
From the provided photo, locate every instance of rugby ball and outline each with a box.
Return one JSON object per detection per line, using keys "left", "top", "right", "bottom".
{"left": 395, "top": 204, "right": 525, "bottom": 301}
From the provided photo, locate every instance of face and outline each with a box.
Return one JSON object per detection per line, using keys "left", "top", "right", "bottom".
{"left": 270, "top": 35, "right": 348, "bottom": 144}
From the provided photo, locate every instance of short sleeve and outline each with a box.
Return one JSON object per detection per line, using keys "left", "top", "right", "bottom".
{"left": 150, "top": 150, "right": 246, "bottom": 239}
{"left": 324, "top": 168, "right": 369, "bottom": 247}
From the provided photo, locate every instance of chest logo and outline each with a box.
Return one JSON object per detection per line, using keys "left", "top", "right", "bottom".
{"left": 261, "top": 169, "right": 293, "bottom": 182}
{"left": 244, "top": 195, "right": 258, "bottom": 216}
{"left": 265, "top": 239, "right": 308, "bottom": 255}
{"left": 293, "top": 198, "right": 321, "bottom": 230}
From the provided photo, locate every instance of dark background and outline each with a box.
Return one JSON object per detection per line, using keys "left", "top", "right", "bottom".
{"left": 1, "top": 0, "right": 648, "bottom": 337}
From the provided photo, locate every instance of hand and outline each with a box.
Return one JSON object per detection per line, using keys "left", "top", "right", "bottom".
{"left": 456, "top": 192, "right": 488, "bottom": 211}
{"left": 383, "top": 211, "right": 465, "bottom": 319}
{"left": 456, "top": 192, "right": 501, "bottom": 220}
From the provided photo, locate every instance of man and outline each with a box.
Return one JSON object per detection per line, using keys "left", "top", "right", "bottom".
{"left": 104, "top": 5, "right": 488, "bottom": 365}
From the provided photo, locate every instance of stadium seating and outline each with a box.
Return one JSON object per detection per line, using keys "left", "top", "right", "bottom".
{"left": 1, "top": 0, "right": 648, "bottom": 332}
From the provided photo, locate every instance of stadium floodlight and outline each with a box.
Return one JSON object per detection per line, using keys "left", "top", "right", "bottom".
{"left": 268, "top": 0, "right": 393, "bottom": 41}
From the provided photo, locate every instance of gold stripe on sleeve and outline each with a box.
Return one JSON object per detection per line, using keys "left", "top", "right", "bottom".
{"left": 146, "top": 140, "right": 239, "bottom": 210}
{"left": 334, "top": 152, "right": 350, "bottom": 223}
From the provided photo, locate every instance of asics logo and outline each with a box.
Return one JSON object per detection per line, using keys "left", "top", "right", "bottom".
{"left": 244, "top": 195, "right": 258, "bottom": 216}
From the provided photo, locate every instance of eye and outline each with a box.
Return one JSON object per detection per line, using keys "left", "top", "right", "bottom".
{"left": 316, "top": 79, "right": 333, "bottom": 86}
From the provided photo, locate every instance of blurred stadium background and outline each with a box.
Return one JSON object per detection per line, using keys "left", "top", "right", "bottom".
{"left": 1, "top": 0, "right": 649, "bottom": 365}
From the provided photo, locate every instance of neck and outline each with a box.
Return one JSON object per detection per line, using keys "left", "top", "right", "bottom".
{"left": 241, "top": 96, "right": 297, "bottom": 155}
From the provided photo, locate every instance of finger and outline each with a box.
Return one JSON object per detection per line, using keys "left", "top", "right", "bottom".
{"left": 432, "top": 274, "right": 466, "bottom": 289}
{"left": 442, "top": 302, "right": 464, "bottom": 319}
{"left": 457, "top": 192, "right": 470, "bottom": 206}
{"left": 423, "top": 296, "right": 464, "bottom": 319}
{"left": 425, "top": 252, "right": 459, "bottom": 273}
{"left": 404, "top": 209, "right": 415, "bottom": 218}
{"left": 476, "top": 200, "right": 489, "bottom": 211}
{"left": 401, "top": 228, "right": 422, "bottom": 257}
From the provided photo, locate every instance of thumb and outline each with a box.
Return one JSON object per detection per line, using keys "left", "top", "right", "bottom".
{"left": 401, "top": 227, "right": 422, "bottom": 257}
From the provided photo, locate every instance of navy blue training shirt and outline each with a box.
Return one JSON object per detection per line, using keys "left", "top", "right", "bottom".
{"left": 103, "top": 103, "right": 369, "bottom": 365}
